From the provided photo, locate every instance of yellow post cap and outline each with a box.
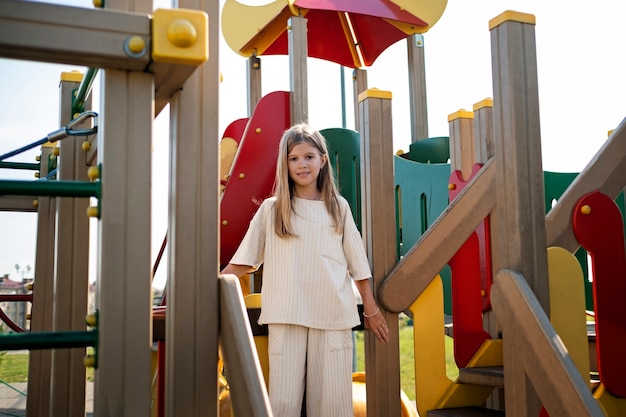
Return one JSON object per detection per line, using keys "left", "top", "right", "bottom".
{"left": 357, "top": 88, "right": 392, "bottom": 102}
{"left": 473, "top": 98, "right": 493, "bottom": 111}
{"left": 447, "top": 109, "right": 474, "bottom": 122}
{"left": 489, "top": 11, "right": 536, "bottom": 30}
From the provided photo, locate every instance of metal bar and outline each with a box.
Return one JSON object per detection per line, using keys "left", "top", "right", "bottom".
{"left": 0, "top": 162, "right": 40, "bottom": 170}
{"left": 72, "top": 68, "right": 99, "bottom": 116}
{"left": 0, "top": 180, "right": 100, "bottom": 198}
{"left": 0, "top": 330, "right": 96, "bottom": 351}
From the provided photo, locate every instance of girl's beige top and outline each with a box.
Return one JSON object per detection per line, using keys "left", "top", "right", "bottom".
{"left": 230, "top": 196, "right": 372, "bottom": 330}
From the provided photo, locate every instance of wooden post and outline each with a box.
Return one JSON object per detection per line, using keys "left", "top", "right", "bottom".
{"left": 407, "top": 34, "right": 429, "bottom": 142}
{"left": 26, "top": 149, "right": 57, "bottom": 417}
{"left": 472, "top": 98, "right": 495, "bottom": 164}
{"left": 289, "top": 16, "right": 308, "bottom": 124}
{"left": 165, "top": 0, "right": 220, "bottom": 415}
{"left": 447, "top": 109, "right": 474, "bottom": 180}
{"left": 95, "top": 0, "right": 154, "bottom": 409}
{"left": 247, "top": 55, "right": 262, "bottom": 117}
{"left": 50, "top": 72, "right": 90, "bottom": 417}
{"left": 352, "top": 69, "right": 367, "bottom": 131}
{"left": 358, "top": 89, "right": 401, "bottom": 417}
{"left": 490, "top": 11, "right": 548, "bottom": 417}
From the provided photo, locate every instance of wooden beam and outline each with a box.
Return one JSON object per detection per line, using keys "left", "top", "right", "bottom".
{"left": 288, "top": 16, "right": 308, "bottom": 124}
{"left": 490, "top": 11, "right": 549, "bottom": 313}
{"left": 219, "top": 274, "right": 272, "bottom": 417}
{"left": 165, "top": 0, "right": 220, "bottom": 415}
{"left": 491, "top": 269, "right": 604, "bottom": 417}
{"left": 407, "top": 34, "right": 429, "bottom": 141}
{"left": 358, "top": 89, "right": 401, "bottom": 417}
{"left": 546, "top": 117, "right": 626, "bottom": 252}
{"left": 379, "top": 160, "right": 496, "bottom": 313}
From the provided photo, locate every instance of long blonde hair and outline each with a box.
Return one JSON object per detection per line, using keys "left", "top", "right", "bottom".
{"left": 273, "top": 123, "right": 342, "bottom": 238}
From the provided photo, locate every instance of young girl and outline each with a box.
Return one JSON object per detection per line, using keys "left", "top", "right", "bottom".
{"left": 221, "top": 123, "right": 389, "bottom": 417}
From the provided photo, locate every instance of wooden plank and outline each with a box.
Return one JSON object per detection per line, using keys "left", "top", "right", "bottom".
{"left": 26, "top": 146, "right": 56, "bottom": 417}
{"left": 352, "top": 69, "right": 367, "bottom": 131}
{"left": 447, "top": 110, "right": 475, "bottom": 180}
{"left": 546, "top": 118, "right": 626, "bottom": 252}
{"left": 289, "top": 16, "right": 308, "bottom": 124}
{"left": 458, "top": 366, "right": 504, "bottom": 388}
{"left": 407, "top": 34, "right": 429, "bottom": 142}
{"left": 165, "top": 0, "right": 220, "bottom": 415}
{"left": 380, "top": 160, "right": 496, "bottom": 313}
{"left": 358, "top": 89, "right": 401, "bottom": 417}
{"left": 428, "top": 406, "right": 504, "bottom": 417}
{"left": 247, "top": 56, "right": 262, "bottom": 117}
{"left": 472, "top": 99, "right": 494, "bottom": 164}
{"left": 0, "top": 196, "right": 38, "bottom": 212}
{"left": 491, "top": 269, "right": 604, "bottom": 417}
{"left": 95, "top": 68, "right": 153, "bottom": 417}
{"left": 490, "top": 12, "right": 549, "bottom": 314}
{"left": 219, "top": 275, "right": 272, "bottom": 417}
{"left": 50, "top": 74, "right": 90, "bottom": 417}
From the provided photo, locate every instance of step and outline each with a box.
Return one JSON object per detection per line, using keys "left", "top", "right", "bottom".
{"left": 458, "top": 366, "right": 504, "bottom": 388}
{"left": 428, "top": 406, "right": 505, "bottom": 417}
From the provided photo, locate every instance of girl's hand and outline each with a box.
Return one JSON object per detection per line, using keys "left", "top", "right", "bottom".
{"left": 364, "top": 309, "right": 390, "bottom": 342}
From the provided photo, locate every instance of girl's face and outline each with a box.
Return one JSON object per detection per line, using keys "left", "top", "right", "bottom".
{"left": 287, "top": 141, "right": 326, "bottom": 195}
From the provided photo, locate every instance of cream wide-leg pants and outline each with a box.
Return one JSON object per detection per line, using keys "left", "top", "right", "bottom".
{"left": 268, "top": 324, "right": 353, "bottom": 417}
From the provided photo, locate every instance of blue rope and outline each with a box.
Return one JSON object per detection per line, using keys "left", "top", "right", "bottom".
{"left": 0, "top": 137, "right": 48, "bottom": 162}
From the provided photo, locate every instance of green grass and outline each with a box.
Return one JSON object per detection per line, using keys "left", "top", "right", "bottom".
{"left": 354, "top": 320, "right": 459, "bottom": 401}
{"left": 0, "top": 353, "right": 29, "bottom": 382}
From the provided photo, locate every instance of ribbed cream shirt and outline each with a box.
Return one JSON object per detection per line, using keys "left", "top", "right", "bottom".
{"left": 230, "top": 195, "right": 372, "bottom": 330}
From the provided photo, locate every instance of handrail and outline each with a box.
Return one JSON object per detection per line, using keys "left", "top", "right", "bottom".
{"left": 219, "top": 274, "right": 272, "bottom": 417}
{"left": 546, "top": 116, "right": 626, "bottom": 252}
{"left": 379, "top": 158, "right": 496, "bottom": 313}
{"left": 491, "top": 269, "right": 603, "bottom": 416}
{"left": 72, "top": 68, "right": 98, "bottom": 116}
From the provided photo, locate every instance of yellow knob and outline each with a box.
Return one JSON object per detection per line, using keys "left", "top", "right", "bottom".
{"left": 448, "top": 183, "right": 456, "bottom": 190}
{"left": 127, "top": 36, "right": 146, "bottom": 54}
{"left": 83, "top": 355, "right": 97, "bottom": 368}
{"left": 480, "top": 290, "right": 486, "bottom": 297}
{"left": 87, "top": 206, "right": 99, "bottom": 218}
{"left": 35, "top": 155, "right": 41, "bottom": 162}
{"left": 26, "top": 314, "right": 32, "bottom": 320}
{"left": 85, "top": 313, "right": 97, "bottom": 327}
{"left": 52, "top": 147, "right": 60, "bottom": 156}
{"left": 255, "top": 127, "right": 261, "bottom": 134}
{"left": 87, "top": 166, "right": 100, "bottom": 180}
{"left": 92, "top": 0, "right": 103, "bottom": 8}
{"left": 25, "top": 282, "right": 34, "bottom": 291}
{"left": 34, "top": 172, "right": 40, "bottom": 178}
{"left": 239, "top": 173, "right": 245, "bottom": 179}
{"left": 167, "top": 19, "right": 197, "bottom": 48}
{"left": 580, "top": 205, "right": 591, "bottom": 215}
{"left": 222, "top": 220, "right": 228, "bottom": 226}
{"left": 32, "top": 199, "right": 39, "bottom": 208}
{"left": 82, "top": 141, "right": 91, "bottom": 152}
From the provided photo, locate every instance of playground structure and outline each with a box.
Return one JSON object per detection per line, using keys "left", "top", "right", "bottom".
{"left": 0, "top": 2, "right": 625, "bottom": 417}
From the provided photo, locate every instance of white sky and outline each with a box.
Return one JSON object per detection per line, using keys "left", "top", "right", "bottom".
{"left": 0, "top": 0, "right": 625, "bottom": 288}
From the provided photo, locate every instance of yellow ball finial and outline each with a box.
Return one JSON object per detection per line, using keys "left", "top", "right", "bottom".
{"left": 82, "top": 141, "right": 91, "bottom": 152}
{"left": 127, "top": 36, "right": 146, "bottom": 55}
{"left": 580, "top": 205, "right": 591, "bottom": 215}
{"left": 167, "top": 19, "right": 197, "bottom": 48}
{"left": 87, "top": 166, "right": 100, "bottom": 180}
{"left": 87, "top": 206, "right": 100, "bottom": 218}
{"left": 85, "top": 313, "right": 97, "bottom": 327}
{"left": 83, "top": 355, "right": 97, "bottom": 368}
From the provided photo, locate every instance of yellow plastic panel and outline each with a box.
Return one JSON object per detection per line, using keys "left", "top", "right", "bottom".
{"left": 152, "top": 8, "right": 208, "bottom": 65}
{"left": 547, "top": 247, "right": 591, "bottom": 388}
{"left": 221, "top": 0, "right": 291, "bottom": 57}
{"left": 390, "top": 0, "right": 448, "bottom": 33}
{"left": 409, "top": 277, "right": 452, "bottom": 416}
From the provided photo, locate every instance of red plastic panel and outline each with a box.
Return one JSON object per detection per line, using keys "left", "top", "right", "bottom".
{"left": 448, "top": 231, "right": 491, "bottom": 367}
{"left": 220, "top": 91, "right": 291, "bottom": 266}
{"left": 573, "top": 191, "right": 626, "bottom": 398}
{"left": 449, "top": 163, "right": 493, "bottom": 312}
{"left": 222, "top": 118, "right": 248, "bottom": 145}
